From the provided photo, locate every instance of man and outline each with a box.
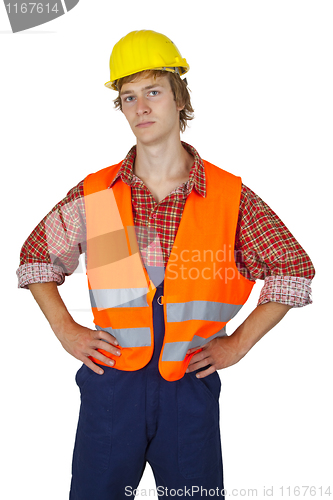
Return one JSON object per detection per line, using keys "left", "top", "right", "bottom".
{"left": 17, "top": 30, "right": 315, "bottom": 498}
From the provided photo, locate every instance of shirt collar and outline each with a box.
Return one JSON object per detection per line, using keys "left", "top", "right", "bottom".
{"left": 109, "top": 142, "right": 206, "bottom": 198}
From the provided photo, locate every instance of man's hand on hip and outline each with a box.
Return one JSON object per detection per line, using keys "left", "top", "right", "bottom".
{"left": 28, "top": 282, "right": 121, "bottom": 375}
{"left": 186, "top": 335, "right": 246, "bottom": 378}
{"left": 186, "top": 301, "right": 292, "bottom": 379}
{"left": 56, "top": 321, "right": 121, "bottom": 375}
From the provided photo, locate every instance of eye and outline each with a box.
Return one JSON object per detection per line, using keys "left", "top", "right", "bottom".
{"left": 148, "top": 90, "right": 159, "bottom": 97}
{"left": 124, "top": 95, "right": 135, "bottom": 102}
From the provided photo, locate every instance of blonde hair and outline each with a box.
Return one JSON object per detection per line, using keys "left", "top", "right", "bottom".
{"left": 113, "top": 70, "right": 194, "bottom": 133}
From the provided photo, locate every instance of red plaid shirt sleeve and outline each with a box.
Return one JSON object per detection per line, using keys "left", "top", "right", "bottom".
{"left": 16, "top": 181, "right": 86, "bottom": 289}
{"left": 236, "top": 185, "right": 315, "bottom": 306}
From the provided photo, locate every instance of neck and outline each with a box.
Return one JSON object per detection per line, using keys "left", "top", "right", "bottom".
{"left": 134, "top": 137, "right": 193, "bottom": 203}
{"left": 134, "top": 136, "right": 193, "bottom": 183}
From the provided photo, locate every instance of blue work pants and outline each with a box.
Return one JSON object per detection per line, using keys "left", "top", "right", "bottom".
{"left": 70, "top": 281, "right": 224, "bottom": 499}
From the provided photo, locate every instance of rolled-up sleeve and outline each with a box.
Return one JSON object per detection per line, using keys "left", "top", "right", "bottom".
{"left": 17, "top": 180, "right": 86, "bottom": 289}
{"left": 236, "top": 185, "right": 315, "bottom": 307}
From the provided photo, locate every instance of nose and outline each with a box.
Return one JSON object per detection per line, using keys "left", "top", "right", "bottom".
{"left": 136, "top": 96, "right": 151, "bottom": 116}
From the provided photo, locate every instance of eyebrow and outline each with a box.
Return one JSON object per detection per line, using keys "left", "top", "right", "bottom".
{"left": 120, "top": 84, "right": 162, "bottom": 97}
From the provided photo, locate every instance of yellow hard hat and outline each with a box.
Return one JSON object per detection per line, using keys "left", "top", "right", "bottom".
{"left": 105, "top": 30, "right": 189, "bottom": 90}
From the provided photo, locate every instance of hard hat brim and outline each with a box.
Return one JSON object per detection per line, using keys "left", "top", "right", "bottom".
{"left": 104, "top": 65, "right": 189, "bottom": 90}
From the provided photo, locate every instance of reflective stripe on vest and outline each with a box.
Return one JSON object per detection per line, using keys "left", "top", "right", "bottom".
{"left": 96, "top": 325, "right": 151, "bottom": 348}
{"left": 162, "top": 327, "right": 227, "bottom": 362}
{"left": 89, "top": 288, "right": 149, "bottom": 309}
{"left": 166, "top": 300, "right": 243, "bottom": 323}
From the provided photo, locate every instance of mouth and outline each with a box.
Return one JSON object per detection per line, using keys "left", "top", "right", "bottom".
{"left": 136, "top": 121, "right": 155, "bottom": 128}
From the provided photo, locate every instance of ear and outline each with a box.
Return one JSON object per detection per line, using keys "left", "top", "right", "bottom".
{"left": 176, "top": 100, "right": 185, "bottom": 112}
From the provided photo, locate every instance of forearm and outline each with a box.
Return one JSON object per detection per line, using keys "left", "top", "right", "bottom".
{"left": 230, "top": 301, "right": 292, "bottom": 357}
{"left": 28, "top": 282, "right": 75, "bottom": 339}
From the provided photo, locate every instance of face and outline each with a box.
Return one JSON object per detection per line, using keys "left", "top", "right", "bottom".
{"left": 119, "top": 74, "right": 183, "bottom": 146}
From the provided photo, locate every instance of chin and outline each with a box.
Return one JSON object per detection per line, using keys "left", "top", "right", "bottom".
{"left": 135, "top": 131, "right": 162, "bottom": 146}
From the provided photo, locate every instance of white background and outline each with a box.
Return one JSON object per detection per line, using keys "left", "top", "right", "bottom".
{"left": 1, "top": 1, "right": 332, "bottom": 498}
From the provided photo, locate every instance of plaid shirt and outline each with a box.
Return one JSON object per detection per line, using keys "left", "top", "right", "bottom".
{"left": 17, "top": 143, "right": 315, "bottom": 307}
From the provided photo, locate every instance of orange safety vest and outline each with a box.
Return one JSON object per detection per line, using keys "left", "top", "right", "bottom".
{"left": 83, "top": 159, "right": 255, "bottom": 381}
